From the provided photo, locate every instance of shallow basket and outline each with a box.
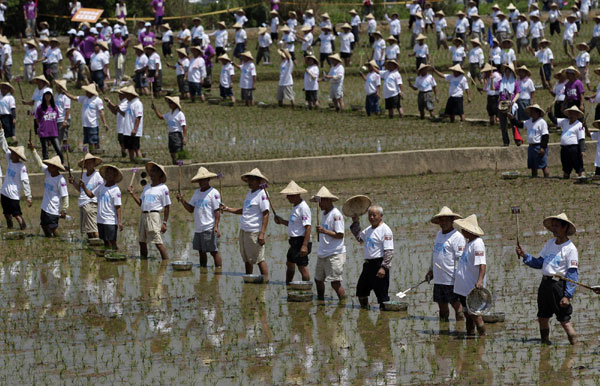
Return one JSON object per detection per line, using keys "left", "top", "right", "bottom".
{"left": 466, "top": 287, "right": 493, "bottom": 316}
{"left": 4, "top": 231, "right": 25, "bottom": 240}
{"left": 87, "top": 238, "right": 104, "bottom": 247}
{"left": 501, "top": 171, "right": 520, "bottom": 180}
{"left": 288, "top": 281, "right": 312, "bottom": 290}
{"left": 482, "top": 312, "right": 505, "bottom": 323}
{"left": 172, "top": 261, "right": 193, "bottom": 271}
{"left": 287, "top": 291, "right": 313, "bottom": 302}
{"left": 382, "top": 300, "right": 408, "bottom": 312}
{"left": 105, "top": 253, "right": 126, "bottom": 261}
{"left": 242, "top": 274, "right": 264, "bottom": 284}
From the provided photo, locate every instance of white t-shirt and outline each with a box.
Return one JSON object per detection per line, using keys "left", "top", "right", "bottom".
{"left": 0, "top": 92, "right": 15, "bottom": 115}
{"left": 468, "top": 47, "right": 484, "bottom": 65}
{"left": 45, "top": 47, "right": 62, "bottom": 64}
{"left": 338, "top": 32, "right": 355, "bottom": 53}
{"left": 563, "top": 22, "right": 577, "bottom": 41}
{"left": 558, "top": 118, "right": 584, "bottom": 145}
{"left": 135, "top": 53, "right": 148, "bottom": 71}
{"left": 235, "top": 14, "right": 248, "bottom": 26}
{"left": 317, "top": 207, "right": 345, "bottom": 257}
{"left": 367, "top": 19, "right": 377, "bottom": 33}
{"left": 530, "top": 21, "right": 543, "bottom": 38}
{"left": 78, "top": 95, "right": 104, "bottom": 128}
{"left": 387, "top": 17, "right": 401, "bottom": 35}
{"left": 431, "top": 229, "right": 466, "bottom": 285}
{"left": 413, "top": 43, "right": 428, "bottom": 58}
{"left": 415, "top": 74, "right": 436, "bottom": 92}
{"left": 525, "top": 118, "right": 549, "bottom": 144}
{"left": 270, "top": 17, "right": 279, "bottom": 33}
{"left": 364, "top": 71, "right": 380, "bottom": 95}
{"left": 535, "top": 48, "right": 553, "bottom": 64}
{"left": 328, "top": 63, "right": 344, "bottom": 87}
{"left": 287, "top": 18, "right": 297, "bottom": 31}
{"left": 90, "top": 51, "right": 109, "bottom": 71}
{"left": 381, "top": 70, "right": 402, "bottom": 99}
{"left": 212, "top": 30, "right": 228, "bottom": 48}
{"left": 500, "top": 48, "right": 516, "bottom": 65}
{"left": 124, "top": 98, "right": 143, "bottom": 137}
{"left": 591, "top": 132, "right": 600, "bottom": 166}
{"left": 240, "top": 62, "right": 256, "bottom": 89}
{"left": 435, "top": 17, "right": 447, "bottom": 33}
{"left": 220, "top": 62, "right": 234, "bottom": 88}
{"left": 535, "top": 238, "right": 578, "bottom": 277}
{"left": 518, "top": 77, "right": 535, "bottom": 100}
{"left": 41, "top": 166, "right": 68, "bottom": 216}
{"left": 96, "top": 183, "right": 122, "bottom": 225}
{"left": 575, "top": 52, "right": 590, "bottom": 68}
{"left": 55, "top": 93, "right": 71, "bottom": 123}
{"left": 163, "top": 109, "right": 186, "bottom": 134}
{"left": 455, "top": 17, "right": 469, "bottom": 33}
{"left": 258, "top": 33, "right": 273, "bottom": 48}
{"left": 79, "top": 170, "right": 103, "bottom": 207}
{"left": 359, "top": 223, "right": 393, "bottom": 260}
{"left": 445, "top": 74, "right": 468, "bottom": 97}
{"left": 351, "top": 15, "right": 361, "bottom": 27}
{"left": 240, "top": 188, "right": 270, "bottom": 233}
{"left": 373, "top": 39, "right": 386, "bottom": 61}
{"left": 234, "top": 28, "right": 247, "bottom": 44}
{"left": 385, "top": 44, "right": 400, "bottom": 60}
{"left": 548, "top": 9, "right": 560, "bottom": 23}
{"left": 162, "top": 29, "right": 173, "bottom": 43}
{"left": 496, "top": 19, "right": 510, "bottom": 32}
{"left": 279, "top": 59, "right": 294, "bottom": 86}
{"left": 593, "top": 23, "right": 600, "bottom": 37}
{"left": 190, "top": 187, "right": 221, "bottom": 233}
{"left": 319, "top": 33, "right": 335, "bottom": 54}
{"left": 70, "top": 50, "right": 85, "bottom": 65}
{"left": 287, "top": 200, "right": 311, "bottom": 237}
{"left": 187, "top": 56, "right": 206, "bottom": 83}
{"left": 454, "top": 237, "right": 486, "bottom": 296}
{"left": 1, "top": 156, "right": 28, "bottom": 200}
{"left": 450, "top": 46, "right": 465, "bottom": 63}
{"left": 148, "top": 52, "right": 162, "bottom": 71}
{"left": 2, "top": 44, "right": 12, "bottom": 66}
{"left": 176, "top": 57, "right": 189, "bottom": 76}
{"left": 140, "top": 183, "right": 171, "bottom": 212}
{"left": 178, "top": 28, "right": 191, "bottom": 43}
{"left": 516, "top": 21, "right": 528, "bottom": 39}
{"left": 412, "top": 19, "right": 424, "bottom": 35}
{"left": 471, "top": 19, "right": 484, "bottom": 33}
{"left": 301, "top": 32, "right": 313, "bottom": 52}
{"left": 304, "top": 64, "right": 319, "bottom": 91}
{"left": 24, "top": 47, "right": 38, "bottom": 65}
{"left": 554, "top": 81, "right": 566, "bottom": 102}
{"left": 281, "top": 32, "right": 295, "bottom": 52}
{"left": 116, "top": 98, "right": 128, "bottom": 134}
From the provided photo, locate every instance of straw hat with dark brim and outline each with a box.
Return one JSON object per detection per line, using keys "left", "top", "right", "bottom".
{"left": 453, "top": 37, "right": 464, "bottom": 45}
{"left": 492, "top": 4, "right": 500, "bottom": 9}
{"left": 565, "top": 65, "right": 581, "bottom": 77}
{"left": 543, "top": 213, "right": 576, "bottom": 236}
{"left": 146, "top": 161, "right": 168, "bottom": 184}
{"left": 417, "top": 63, "right": 431, "bottom": 73}
{"left": 453, "top": 214, "right": 484, "bottom": 236}
{"left": 365, "top": 13, "right": 374, "bottom": 20}
{"left": 415, "top": 11, "right": 423, "bottom": 18}
{"left": 25, "top": 39, "right": 38, "bottom": 48}
{"left": 288, "top": 11, "right": 297, "bottom": 17}
{"left": 33, "top": 75, "right": 50, "bottom": 86}
{"left": 507, "top": 3, "right": 516, "bottom": 10}
{"left": 133, "top": 44, "right": 144, "bottom": 52}
{"left": 241, "top": 51, "right": 254, "bottom": 61}
{"left": 99, "top": 164, "right": 123, "bottom": 183}
{"left": 301, "top": 25, "right": 312, "bottom": 33}
{"left": 8, "top": 145, "right": 26, "bottom": 161}
{"left": 530, "top": 14, "right": 540, "bottom": 20}
{"left": 176, "top": 48, "right": 188, "bottom": 57}
{"left": 191, "top": 167, "right": 217, "bottom": 182}
{"left": 329, "top": 53, "right": 342, "bottom": 64}
{"left": 518, "top": 14, "right": 528, "bottom": 21}
{"left": 96, "top": 41, "right": 109, "bottom": 51}
{"left": 43, "top": 156, "right": 66, "bottom": 172}
{"left": 258, "top": 27, "right": 268, "bottom": 35}
{"left": 280, "top": 25, "right": 291, "bottom": 33}
{"left": 349, "top": 9, "right": 358, "bottom": 15}
{"left": 0, "top": 36, "right": 9, "bottom": 45}
{"left": 386, "top": 35, "right": 398, "bottom": 43}
{"left": 517, "top": 65, "right": 531, "bottom": 76}
{"left": 121, "top": 85, "right": 139, "bottom": 98}
{"left": 567, "top": 14, "right": 577, "bottom": 21}
{"left": 554, "top": 69, "right": 565, "bottom": 78}
{"left": 551, "top": 2, "right": 558, "bottom": 8}
{"left": 82, "top": 84, "right": 99, "bottom": 96}
{"left": 241, "top": 168, "right": 269, "bottom": 183}
{"left": 525, "top": 104, "right": 545, "bottom": 117}
{"left": 321, "top": 25, "right": 331, "bottom": 32}
{"left": 233, "top": 23, "right": 243, "bottom": 29}
{"left": 449, "top": 64, "right": 464, "bottom": 74}
{"left": 165, "top": 96, "right": 182, "bottom": 110}
{"left": 594, "top": 15, "right": 600, "bottom": 21}
{"left": 431, "top": 206, "right": 462, "bottom": 224}
{"left": 305, "top": 9, "right": 314, "bottom": 15}
{"left": 193, "top": 17, "right": 202, "bottom": 22}
{"left": 280, "top": 180, "right": 308, "bottom": 195}
{"left": 577, "top": 42, "right": 589, "bottom": 50}
{"left": 435, "top": 10, "right": 445, "bottom": 17}
{"left": 321, "top": 13, "right": 330, "bottom": 19}
{"left": 144, "top": 45, "right": 157, "bottom": 52}
{"left": 0, "top": 82, "right": 14, "bottom": 94}
{"left": 237, "top": 8, "right": 245, "bottom": 14}
{"left": 471, "top": 13, "right": 480, "bottom": 19}
{"left": 117, "top": 18, "right": 126, "bottom": 24}
{"left": 310, "top": 186, "right": 338, "bottom": 202}
{"left": 341, "top": 23, "right": 352, "bottom": 30}
{"left": 539, "top": 39, "right": 551, "bottom": 46}
{"left": 78, "top": 152, "right": 102, "bottom": 168}
{"left": 497, "top": 11, "right": 506, "bottom": 18}
{"left": 372, "top": 30, "right": 383, "bottom": 38}
{"left": 501, "top": 39, "right": 513, "bottom": 46}
{"left": 481, "top": 63, "right": 496, "bottom": 73}
{"left": 66, "top": 47, "right": 77, "bottom": 56}
{"left": 502, "top": 62, "right": 516, "bottom": 75}
{"left": 342, "top": 195, "right": 372, "bottom": 217}
{"left": 218, "top": 53, "right": 231, "bottom": 62}
{"left": 161, "top": 23, "right": 171, "bottom": 30}
{"left": 564, "top": 105, "right": 584, "bottom": 118}
{"left": 416, "top": 33, "right": 427, "bottom": 41}
{"left": 456, "top": 11, "right": 466, "bottom": 17}
{"left": 40, "top": 21, "right": 49, "bottom": 28}
{"left": 386, "top": 59, "right": 399, "bottom": 68}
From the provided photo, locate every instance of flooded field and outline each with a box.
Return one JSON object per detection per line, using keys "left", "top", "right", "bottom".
{"left": 1, "top": 167, "right": 600, "bottom": 384}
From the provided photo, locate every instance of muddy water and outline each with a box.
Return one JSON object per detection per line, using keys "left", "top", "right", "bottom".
{"left": 1, "top": 168, "right": 599, "bottom": 384}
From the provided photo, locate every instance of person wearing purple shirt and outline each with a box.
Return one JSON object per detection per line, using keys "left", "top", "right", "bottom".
{"left": 151, "top": 0, "right": 165, "bottom": 26}
{"left": 563, "top": 67, "right": 585, "bottom": 112}
{"left": 498, "top": 64, "right": 521, "bottom": 146}
{"left": 203, "top": 43, "right": 215, "bottom": 91}
{"left": 140, "top": 30, "right": 156, "bottom": 47}
{"left": 79, "top": 33, "right": 97, "bottom": 63}
{"left": 23, "top": 0, "right": 37, "bottom": 37}
{"left": 112, "top": 29, "right": 129, "bottom": 86}
{"left": 35, "top": 91, "right": 64, "bottom": 163}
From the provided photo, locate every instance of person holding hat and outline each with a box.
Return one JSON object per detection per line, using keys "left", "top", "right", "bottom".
{"left": 433, "top": 64, "right": 471, "bottom": 123}
{"left": 316, "top": 26, "right": 335, "bottom": 68}
{"left": 257, "top": 27, "right": 273, "bottom": 64}
{"left": 454, "top": 11, "right": 469, "bottom": 44}
{"left": 81, "top": 164, "right": 123, "bottom": 250}
{"left": 145, "top": 45, "right": 162, "bottom": 97}
{"left": 270, "top": 10, "right": 280, "bottom": 41}
{"left": 176, "top": 167, "right": 222, "bottom": 270}
{"left": 337, "top": 24, "right": 355, "bottom": 66}
{"left": 303, "top": 9, "right": 315, "bottom": 28}
{"left": 360, "top": 60, "right": 380, "bottom": 116}
{"left": 66, "top": 47, "right": 87, "bottom": 89}
{"left": 277, "top": 49, "right": 294, "bottom": 107}
{"left": 548, "top": 105, "right": 586, "bottom": 179}
{"left": 468, "top": 38, "right": 484, "bottom": 81}
{"left": 286, "top": 11, "right": 298, "bottom": 33}
{"left": 23, "top": 0, "right": 37, "bottom": 37}
{"left": 68, "top": 152, "right": 103, "bottom": 239}
{"left": 233, "top": 51, "right": 257, "bottom": 106}
{"left": 0, "top": 128, "right": 32, "bottom": 230}
{"left": 128, "top": 161, "right": 171, "bottom": 260}
{"left": 516, "top": 213, "right": 579, "bottom": 345}
{"left": 452, "top": 214, "right": 487, "bottom": 337}
{"left": 409, "top": 34, "right": 429, "bottom": 71}
{"left": 160, "top": 23, "right": 174, "bottom": 58}
{"left": 515, "top": 14, "right": 529, "bottom": 54}
{"left": 495, "top": 12, "right": 510, "bottom": 42}
{"left": 574, "top": 43, "right": 592, "bottom": 92}
{"left": 371, "top": 31, "right": 385, "bottom": 68}
{"left": 312, "top": 186, "right": 346, "bottom": 301}
{"left": 232, "top": 23, "right": 247, "bottom": 60}
{"left": 478, "top": 63, "right": 502, "bottom": 125}
{"left": 304, "top": 55, "right": 320, "bottom": 109}
{"left": 151, "top": 96, "right": 186, "bottom": 164}
{"left": 531, "top": 39, "right": 554, "bottom": 89}
{"left": 350, "top": 205, "right": 394, "bottom": 310}
{"left": 385, "top": 35, "right": 399, "bottom": 62}
{"left": 384, "top": 12, "right": 401, "bottom": 43}
{"left": 0, "top": 82, "right": 16, "bottom": 143}
{"left": 350, "top": 9, "right": 361, "bottom": 47}
{"left": 509, "top": 104, "right": 550, "bottom": 177}
{"left": 28, "top": 142, "right": 69, "bottom": 238}
{"left": 187, "top": 46, "right": 207, "bottom": 103}
{"left": 20, "top": 37, "right": 38, "bottom": 82}
{"left": 0, "top": 36, "right": 12, "bottom": 82}
{"left": 366, "top": 13, "right": 377, "bottom": 47}
{"left": 563, "top": 14, "right": 578, "bottom": 57}
{"left": 507, "top": 3, "right": 521, "bottom": 33}
{"left": 133, "top": 44, "right": 149, "bottom": 95}
{"left": 324, "top": 54, "right": 345, "bottom": 112}
{"left": 470, "top": 14, "right": 485, "bottom": 43}
{"left": 516, "top": 65, "right": 535, "bottom": 120}
{"left": 273, "top": 181, "right": 312, "bottom": 283}
{"left": 298, "top": 25, "right": 313, "bottom": 58}
{"left": 500, "top": 39, "right": 516, "bottom": 67}
{"left": 90, "top": 41, "right": 110, "bottom": 92}
{"left": 177, "top": 22, "right": 191, "bottom": 52}
{"left": 450, "top": 38, "right": 466, "bottom": 67}
{"left": 434, "top": 11, "right": 448, "bottom": 50}
{"left": 221, "top": 168, "right": 271, "bottom": 282}
{"left": 425, "top": 207, "right": 466, "bottom": 322}
{"left": 410, "top": 12, "right": 425, "bottom": 49}
{"left": 406, "top": 0, "right": 422, "bottom": 30}
{"left": 22, "top": 76, "right": 51, "bottom": 139}
{"left": 409, "top": 64, "right": 438, "bottom": 119}
{"left": 53, "top": 80, "right": 71, "bottom": 149}
{"left": 279, "top": 25, "right": 296, "bottom": 63}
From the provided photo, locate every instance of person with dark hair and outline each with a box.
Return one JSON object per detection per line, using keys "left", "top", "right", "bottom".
{"left": 35, "top": 91, "right": 63, "bottom": 163}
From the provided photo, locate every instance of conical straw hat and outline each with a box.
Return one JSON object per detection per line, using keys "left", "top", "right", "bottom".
{"left": 449, "top": 64, "right": 464, "bottom": 74}
{"left": 342, "top": 195, "right": 371, "bottom": 217}
{"left": 146, "top": 161, "right": 167, "bottom": 183}
{"left": 564, "top": 105, "right": 584, "bottom": 118}
{"left": 54, "top": 79, "right": 68, "bottom": 93}
{"left": 77, "top": 152, "right": 102, "bottom": 168}
{"left": 82, "top": 84, "right": 98, "bottom": 96}
{"left": 525, "top": 104, "right": 545, "bottom": 116}
{"left": 310, "top": 186, "right": 338, "bottom": 202}
{"left": 8, "top": 145, "right": 26, "bottom": 161}
{"left": 431, "top": 206, "right": 462, "bottom": 224}
{"left": 99, "top": 164, "right": 123, "bottom": 183}
{"left": 165, "top": 96, "right": 182, "bottom": 110}
{"left": 280, "top": 180, "right": 308, "bottom": 195}
{"left": 191, "top": 166, "right": 218, "bottom": 182}
{"left": 543, "top": 213, "right": 576, "bottom": 236}
{"left": 453, "top": 214, "right": 484, "bottom": 236}
{"left": 241, "top": 168, "right": 268, "bottom": 182}
{"left": 42, "top": 155, "right": 66, "bottom": 171}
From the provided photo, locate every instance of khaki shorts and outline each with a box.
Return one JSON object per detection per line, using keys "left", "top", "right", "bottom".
{"left": 329, "top": 82, "right": 344, "bottom": 100}
{"left": 80, "top": 202, "right": 98, "bottom": 234}
{"left": 138, "top": 211, "right": 163, "bottom": 244}
{"left": 239, "top": 229, "right": 265, "bottom": 265}
{"left": 315, "top": 253, "right": 346, "bottom": 282}
{"left": 277, "top": 85, "right": 295, "bottom": 101}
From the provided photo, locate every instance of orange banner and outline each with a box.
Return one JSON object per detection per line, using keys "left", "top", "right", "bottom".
{"left": 71, "top": 8, "right": 104, "bottom": 23}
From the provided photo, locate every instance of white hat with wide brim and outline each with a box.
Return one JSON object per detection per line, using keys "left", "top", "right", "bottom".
{"left": 431, "top": 206, "right": 462, "bottom": 224}
{"left": 453, "top": 214, "right": 484, "bottom": 236}
{"left": 342, "top": 195, "right": 372, "bottom": 217}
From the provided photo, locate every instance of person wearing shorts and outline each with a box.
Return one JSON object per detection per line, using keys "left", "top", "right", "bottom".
{"left": 410, "top": 64, "right": 437, "bottom": 119}
{"left": 516, "top": 213, "right": 579, "bottom": 345}
{"left": 128, "top": 162, "right": 170, "bottom": 260}
{"left": 235, "top": 51, "right": 256, "bottom": 106}
{"left": 151, "top": 95, "right": 186, "bottom": 165}
{"left": 277, "top": 49, "right": 295, "bottom": 107}
{"left": 64, "top": 84, "right": 108, "bottom": 152}
{"left": 274, "top": 181, "right": 312, "bottom": 283}
{"left": 68, "top": 152, "right": 103, "bottom": 239}
{"left": 325, "top": 54, "right": 345, "bottom": 112}
{"left": 222, "top": 168, "right": 270, "bottom": 282}
{"left": 510, "top": 104, "right": 550, "bottom": 178}
{"left": 549, "top": 106, "right": 586, "bottom": 179}
{"left": 0, "top": 82, "right": 16, "bottom": 143}
{"left": 381, "top": 60, "right": 403, "bottom": 119}
{"left": 0, "top": 130, "right": 31, "bottom": 230}
{"left": 166, "top": 48, "right": 190, "bottom": 99}
{"left": 433, "top": 64, "right": 471, "bottom": 123}
{"left": 187, "top": 46, "right": 206, "bottom": 103}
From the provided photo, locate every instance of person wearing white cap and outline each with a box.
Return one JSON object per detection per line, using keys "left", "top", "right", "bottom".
{"left": 139, "top": 22, "right": 155, "bottom": 48}
{"left": 177, "top": 167, "right": 222, "bottom": 270}
{"left": 68, "top": 152, "right": 103, "bottom": 239}
{"left": 432, "top": 65, "right": 471, "bottom": 123}
{"left": 312, "top": 186, "right": 346, "bottom": 301}
{"left": 152, "top": 96, "right": 187, "bottom": 165}
{"left": 274, "top": 181, "right": 312, "bottom": 283}
{"left": 425, "top": 207, "right": 465, "bottom": 322}
{"left": 360, "top": 60, "right": 380, "bottom": 116}
{"left": 516, "top": 213, "right": 579, "bottom": 345}
{"left": 63, "top": 84, "right": 108, "bottom": 153}
{"left": 221, "top": 168, "right": 271, "bottom": 282}
{"left": 350, "top": 205, "right": 394, "bottom": 310}
{"left": 0, "top": 128, "right": 32, "bottom": 230}
{"left": 452, "top": 214, "right": 487, "bottom": 336}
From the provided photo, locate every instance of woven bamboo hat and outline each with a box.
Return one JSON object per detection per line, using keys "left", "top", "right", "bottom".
{"left": 453, "top": 214, "right": 484, "bottom": 236}
{"left": 146, "top": 161, "right": 167, "bottom": 183}
{"left": 310, "top": 186, "right": 338, "bottom": 202}
{"left": 165, "top": 96, "right": 182, "bottom": 110}
{"left": 8, "top": 146, "right": 26, "bottom": 161}
{"left": 564, "top": 105, "right": 584, "bottom": 118}
{"left": 431, "top": 206, "right": 462, "bottom": 224}
{"left": 280, "top": 180, "right": 308, "bottom": 195}
{"left": 99, "top": 164, "right": 123, "bottom": 183}
{"left": 241, "top": 168, "right": 268, "bottom": 183}
{"left": 78, "top": 152, "right": 102, "bottom": 168}
{"left": 525, "top": 104, "right": 545, "bottom": 116}
{"left": 191, "top": 167, "right": 217, "bottom": 182}
{"left": 543, "top": 213, "right": 576, "bottom": 236}
{"left": 82, "top": 84, "right": 98, "bottom": 96}
{"left": 43, "top": 156, "right": 66, "bottom": 172}
{"left": 342, "top": 195, "right": 372, "bottom": 217}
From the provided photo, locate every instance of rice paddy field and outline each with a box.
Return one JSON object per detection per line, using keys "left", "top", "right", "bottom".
{"left": 1, "top": 169, "right": 600, "bottom": 384}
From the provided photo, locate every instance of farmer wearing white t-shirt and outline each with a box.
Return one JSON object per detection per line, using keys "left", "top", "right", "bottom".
{"left": 380, "top": 60, "right": 403, "bottom": 119}
{"left": 586, "top": 120, "right": 600, "bottom": 176}
{"left": 222, "top": 168, "right": 270, "bottom": 283}
{"left": 337, "top": 23, "right": 355, "bottom": 66}
{"left": 563, "top": 15, "right": 578, "bottom": 57}
{"left": 217, "top": 53, "right": 235, "bottom": 102}
{"left": 509, "top": 104, "right": 549, "bottom": 177}
{"left": 360, "top": 60, "right": 380, "bottom": 116}
{"left": 68, "top": 153, "right": 103, "bottom": 239}
{"left": 304, "top": 55, "right": 320, "bottom": 109}
{"left": 0, "top": 129, "right": 31, "bottom": 230}
{"left": 425, "top": 207, "right": 465, "bottom": 321}
{"left": 312, "top": 186, "right": 346, "bottom": 302}
{"left": 128, "top": 162, "right": 171, "bottom": 260}
{"left": 350, "top": 205, "right": 394, "bottom": 310}
{"left": 103, "top": 89, "right": 128, "bottom": 158}
{"left": 547, "top": 105, "right": 586, "bottom": 179}
{"left": 516, "top": 213, "right": 579, "bottom": 345}
{"left": 324, "top": 54, "right": 345, "bottom": 112}
{"left": 277, "top": 49, "right": 295, "bottom": 107}
{"left": 63, "top": 84, "right": 108, "bottom": 153}
{"left": 453, "top": 214, "right": 487, "bottom": 336}
{"left": 409, "top": 64, "right": 438, "bottom": 119}
{"left": 177, "top": 167, "right": 222, "bottom": 270}
{"left": 233, "top": 51, "right": 257, "bottom": 106}
{"left": 433, "top": 64, "right": 471, "bottom": 123}
{"left": 151, "top": 96, "right": 187, "bottom": 165}
{"left": 274, "top": 181, "right": 312, "bottom": 283}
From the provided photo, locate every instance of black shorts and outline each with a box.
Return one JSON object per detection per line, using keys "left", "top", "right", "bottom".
{"left": 560, "top": 144, "right": 584, "bottom": 175}
{"left": 220, "top": 85, "right": 233, "bottom": 98}
{"left": 433, "top": 284, "right": 459, "bottom": 304}
{"left": 117, "top": 133, "right": 124, "bottom": 145}
{"left": 123, "top": 135, "right": 140, "bottom": 151}
{"left": 356, "top": 258, "right": 390, "bottom": 304}
{"left": 162, "top": 42, "right": 172, "bottom": 56}
{"left": 538, "top": 277, "right": 573, "bottom": 322}
{"left": 340, "top": 52, "right": 352, "bottom": 59}
{"left": 177, "top": 74, "right": 189, "bottom": 94}
{"left": 0, "top": 114, "right": 15, "bottom": 138}
{"left": 445, "top": 96, "right": 464, "bottom": 116}
{"left": 40, "top": 210, "right": 59, "bottom": 229}
{"left": 385, "top": 95, "right": 400, "bottom": 110}
{"left": 189, "top": 81, "right": 202, "bottom": 97}
{"left": 168, "top": 132, "right": 183, "bottom": 154}
{"left": 98, "top": 223, "right": 118, "bottom": 241}
{"left": 305, "top": 90, "right": 318, "bottom": 102}
{"left": 487, "top": 95, "right": 499, "bottom": 116}
{"left": 1, "top": 194, "right": 22, "bottom": 216}
{"left": 320, "top": 52, "right": 331, "bottom": 65}
{"left": 286, "top": 236, "right": 311, "bottom": 266}
{"left": 193, "top": 230, "right": 218, "bottom": 253}
{"left": 457, "top": 294, "right": 467, "bottom": 308}
{"left": 241, "top": 88, "right": 253, "bottom": 101}
{"left": 215, "top": 46, "right": 225, "bottom": 57}
{"left": 154, "top": 15, "right": 163, "bottom": 26}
